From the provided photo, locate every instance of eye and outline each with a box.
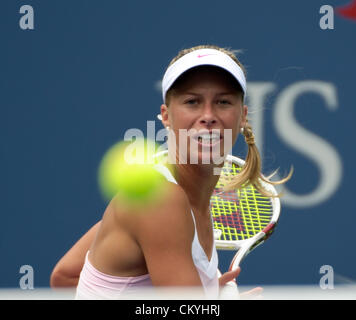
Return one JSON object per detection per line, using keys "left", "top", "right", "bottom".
{"left": 217, "top": 99, "right": 231, "bottom": 105}
{"left": 184, "top": 98, "right": 198, "bottom": 105}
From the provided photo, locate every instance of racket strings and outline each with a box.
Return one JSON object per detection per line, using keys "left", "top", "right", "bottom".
{"left": 211, "top": 161, "right": 274, "bottom": 241}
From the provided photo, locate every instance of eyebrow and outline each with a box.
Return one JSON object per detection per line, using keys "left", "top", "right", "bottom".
{"left": 181, "top": 91, "right": 238, "bottom": 96}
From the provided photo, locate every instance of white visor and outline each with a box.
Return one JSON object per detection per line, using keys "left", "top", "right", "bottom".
{"left": 161, "top": 48, "right": 246, "bottom": 103}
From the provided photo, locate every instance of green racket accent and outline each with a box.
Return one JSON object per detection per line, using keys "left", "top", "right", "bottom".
{"left": 210, "top": 161, "right": 274, "bottom": 242}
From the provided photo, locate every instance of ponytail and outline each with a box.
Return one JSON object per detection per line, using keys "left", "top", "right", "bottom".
{"left": 224, "top": 120, "right": 293, "bottom": 197}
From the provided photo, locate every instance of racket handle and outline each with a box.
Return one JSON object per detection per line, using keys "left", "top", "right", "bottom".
{"left": 219, "top": 280, "right": 240, "bottom": 300}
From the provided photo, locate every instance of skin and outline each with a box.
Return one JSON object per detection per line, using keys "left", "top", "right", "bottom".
{"left": 50, "top": 66, "right": 263, "bottom": 297}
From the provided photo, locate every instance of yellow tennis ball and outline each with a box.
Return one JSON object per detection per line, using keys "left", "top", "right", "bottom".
{"left": 98, "top": 139, "right": 165, "bottom": 204}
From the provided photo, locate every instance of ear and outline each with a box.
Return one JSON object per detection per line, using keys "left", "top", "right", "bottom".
{"left": 240, "top": 105, "right": 248, "bottom": 129}
{"left": 160, "top": 104, "right": 170, "bottom": 128}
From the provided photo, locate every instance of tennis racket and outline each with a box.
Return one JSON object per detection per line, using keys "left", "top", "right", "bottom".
{"left": 211, "top": 154, "right": 280, "bottom": 299}
{"left": 153, "top": 150, "right": 280, "bottom": 299}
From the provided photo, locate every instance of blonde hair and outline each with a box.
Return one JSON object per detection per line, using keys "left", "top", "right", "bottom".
{"left": 165, "top": 44, "right": 292, "bottom": 196}
{"left": 225, "top": 121, "right": 293, "bottom": 197}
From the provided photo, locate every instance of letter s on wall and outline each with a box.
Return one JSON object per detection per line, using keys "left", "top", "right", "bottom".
{"left": 273, "top": 81, "right": 342, "bottom": 208}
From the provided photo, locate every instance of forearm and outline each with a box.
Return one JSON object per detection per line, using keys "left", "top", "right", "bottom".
{"left": 50, "top": 270, "right": 80, "bottom": 288}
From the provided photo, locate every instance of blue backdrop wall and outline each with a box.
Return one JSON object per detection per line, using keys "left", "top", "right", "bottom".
{"left": 1, "top": 0, "right": 355, "bottom": 288}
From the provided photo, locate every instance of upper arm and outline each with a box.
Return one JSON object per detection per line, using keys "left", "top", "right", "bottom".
{"left": 132, "top": 184, "right": 202, "bottom": 287}
{"left": 50, "top": 220, "right": 101, "bottom": 287}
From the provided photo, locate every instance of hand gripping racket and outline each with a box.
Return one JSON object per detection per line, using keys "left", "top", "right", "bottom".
{"left": 211, "top": 154, "right": 280, "bottom": 299}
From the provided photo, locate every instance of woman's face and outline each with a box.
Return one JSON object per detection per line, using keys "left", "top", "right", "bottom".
{"left": 161, "top": 67, "right": 247, "bottom": 165}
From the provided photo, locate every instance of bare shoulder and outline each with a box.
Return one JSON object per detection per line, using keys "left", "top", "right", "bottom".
{"left": 112, "top": 181, "right": 201, "bottom": 286}
{"left": 113, "top": 181, "right": 194, "bottom": 241}
{"left": 138, "top": 182, "right": 194, "bottom": 235}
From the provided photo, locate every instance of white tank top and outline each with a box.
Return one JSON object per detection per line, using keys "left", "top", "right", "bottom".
{"left": 75, "top": 165, "right": 219, "bottom": 299}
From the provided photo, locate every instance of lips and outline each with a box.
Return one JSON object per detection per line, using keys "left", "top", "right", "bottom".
{"left": 191, "top": 130, "right": 222, "bottom": 147}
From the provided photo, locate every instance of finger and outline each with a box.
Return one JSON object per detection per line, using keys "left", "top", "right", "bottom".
{"left": 218, "top": 267, "right": 241, "bottom": 287}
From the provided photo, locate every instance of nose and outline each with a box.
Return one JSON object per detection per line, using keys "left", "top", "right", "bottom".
{"left": 199, "top": 103, "right": 217, "bottom": 127}
{"left": 200, "top": 118, "right": 217, "bottom": 127}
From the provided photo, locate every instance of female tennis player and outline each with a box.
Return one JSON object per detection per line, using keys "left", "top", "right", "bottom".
{"left": 50, "top": 45, "right": 287, "bottom": 299}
